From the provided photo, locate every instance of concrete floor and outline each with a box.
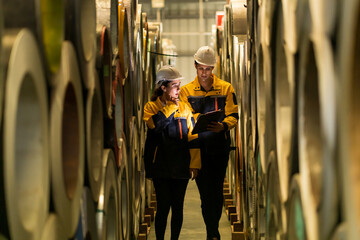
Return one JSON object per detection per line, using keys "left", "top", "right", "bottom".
{"left": 148, "top": 180, "right": 232, "bottom": 240}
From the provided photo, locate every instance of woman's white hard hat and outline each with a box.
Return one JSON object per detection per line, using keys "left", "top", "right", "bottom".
{"left": 155, "top": 65, "right": 183, "bottom": 86}
{"left": 194, "top": 46, "right": 216, "bottom": 66}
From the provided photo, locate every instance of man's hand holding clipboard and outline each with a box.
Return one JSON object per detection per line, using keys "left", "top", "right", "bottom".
{"left": 192, "top": 109, "right": 224, "bottom": 134}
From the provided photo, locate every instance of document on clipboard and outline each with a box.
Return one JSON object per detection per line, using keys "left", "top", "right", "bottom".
{"left": 192, "top": 109, "right": 224, "bottom": 134}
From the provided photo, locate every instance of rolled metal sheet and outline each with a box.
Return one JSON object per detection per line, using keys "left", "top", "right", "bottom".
{"left": 96, "top": 24, "right": 113, "bottom": 119}
{"left": 330, "top": 223, "right": 346, "bottom": 240}
{"left": 249, "top": 45, "right": 258, "bottom": 156}
{"left": 136, "top": 4, "right": 144, "bottom": 71}
{"left": 129, "top": 116, "right": 141, "bottom": 239}
{"left": 256, "top": 168, "right": 266, "bottom": 239}
{"left": 312, "top": 36, "right": 338, "bottom": 240}
{"left": 50, "top": 41, "right": 85, "bottom": 238}
{"left": 142, "top": 12, "right": 148, "bottom": 72}
{"left": 287, "top": 174, "right": 309, "bottom": 240}
{"left": 113, "top": 69, "right": 125, "bottom": 167}
{"left": 134, "top": 29, "right": 144, "bottom": 124}
{"left": 338, "top": 1, "right": 360, "bottom": 239}
{"left": 266, "top": 152, "right": 287, "bottom": 239}
{"left": 118, "top": 1, "right": 130, "bottom": 79}
{"left": 255, "top": 41, "right": 267, "bottom": 174}
{"left": 1, "top": 29, "right": 49, "bottom": 240}
{"left": 139, "top": 121, "right": 146, "bottom": 222}
{"left": 147, "top": 31, "right": 157, "bottom": 96}
{"left": 259, "top": 2, "right": 277, "bottom": 175}
{"left": 3, "top": 0, "right": 65, "bottom": 78}
{"left": 245, "top": 135, "right": 257, "bottom": 239}
{"left": 261, "top": 0, "right": 277, "bottom": 47}
{"left": 282, "top": 0, "right": 307, "bottom": 54}
{"left": 124, "top": 0, "right": 137, "bottom": 71}
{"left": 123, "top": 72, "right": 134, "bottom": 140}
{"left": 117, "top": 135, "right": 130, "bottom": 240}
{"left": 230, "top": 0, "right": 247, "bottom": 35}
{"left": 65, "top": 0, "right": 97, "bottom": 89}
{"left": 298, "top": 28, "right": 322, "bottom": 240}
{"left": 86, "top": 71, "right": 104, "bottom": 202}
{"left": 148, "top": 22, "right": 163, "bottom": 67}
{"left": 96, "top": 0, "right": 119, "bottom": 56}
{"left": 308, "top": 0, "right": 338, "bottom": 36}
{"left": 76, "top": 187, "right": 98, "bottom": 240}
{"left": 274, "top": 1, "right": 294, "bottom": 204}
{"left": 40, "top": 214, "right": 67, "bottom": 240}
{"left": 96, "top": 149, "right": 119, "bottom": 240}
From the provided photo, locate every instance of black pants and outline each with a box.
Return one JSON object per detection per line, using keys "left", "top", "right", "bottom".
{"left": 153, "top": 178, "right": 189, "bottom": 240}
{"left": 196, "top": 150, "right": 229, "bottom": 240}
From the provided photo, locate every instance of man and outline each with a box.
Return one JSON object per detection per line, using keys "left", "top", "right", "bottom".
{"left": 179, "top": 46, "right": 239, "bottom": 240}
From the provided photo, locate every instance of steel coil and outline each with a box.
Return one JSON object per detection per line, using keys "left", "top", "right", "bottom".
{"left": 50, "top": 41, "right": 85, "bottom": 238}
{"left": 129, "top": 116, "right": 141, "bottom": 239}
{"left": 147, "top": 31, "right": 157, "bottom": 96}
{"left": 142, "top": 12, "right": 148, "bottom": 74}
{"left": 76, "top": 187, "right": 98, "bottom": 240}
{"left": 3, "top": 0, "right": 65, "bottom": 77}
{"left": 312, "top": 35, "right": 338, "bottom": 240}
{"left": 235, "top": 115, "right": 243, "bottom": 222}
{"left": 338, "top": 1, "right": 360, "bottom": 239}
{"left": 1, "top": 29, "right": 49, "bottom": 240}
{"left": 266, "top": 152, "right": 287, "bottom": 239}
{"left": 113, "top": 69, "right": 125, "bottom": 167}
{"left": 86, "top": 72, "right": 104, "bottom": 202}
{"left": 230, "top": 0, "right": 247, "bottom": 35}
{"left": 282, "top": 0, "right": 307, "bottom": 54}
{"left": 148, "top": 22, "right": 163, "bottom": 67}
{"left": 96, "top": 0, "right": 119, "bottom": 56}
{"left": 118, "top": 1, "right": 130, "bottom": 79}
{"left": 117, "top": 135, "right": 130, "bottom": 240}
{"left": 274, "top": 1, "right": 294, "bottom": 204}
{"left": 65, "top": 0, "right": 97, "bottom": 89}
{"left": 40, "top": 214, "right": 67, "bottom": 240}
{"left": 249, "top": 40, "right": 257, "bottom": 155}
{"left": 124, "top": 0, "right": 137, "bottom": 71}
{"left": 258, "top": 1, "right": 277, "bottom": 174}
{"left": 96, "top": 149, "right": 119, "bottom": 240}
{"left": 139, "top": 122, "right": 146, "bottom": 223}
{"left": 134, "top": 30, "right": 144, "bottom": 125}
{"left": 96, "top": 25, "right": 113, "bottom": 119}
{"left": 134, "top": 4, "right": 145, "bottom": 125}
{"left": 308, "top": 0, "right": 338, "bottom": 36}
{"left": 245, "top": 135, "right": 257, "bottom": 239}
{"left": 330, "top": 223, "right": 346, "bottom": 240}
{"left": 256, "top": 147, "right": 266, "bottom": 240}
{"left": 298, "top": 18, "right": 321, "bottom": 240}
{"left": 287, "top": 174, "right": 308, "bottom": 240}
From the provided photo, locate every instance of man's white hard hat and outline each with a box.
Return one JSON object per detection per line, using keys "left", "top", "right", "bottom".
{"left": 194, "top": 46, "right": 216, "bottom": 66}
{"left": 155, "top": 65, "right": 184, "bottom": 86}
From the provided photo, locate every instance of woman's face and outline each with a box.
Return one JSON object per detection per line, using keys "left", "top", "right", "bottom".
{"left": 163, "top": 79, "right": 181, "bottom": 99}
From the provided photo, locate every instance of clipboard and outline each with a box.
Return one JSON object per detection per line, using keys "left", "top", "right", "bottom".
{"left": 192, "top": 110, "right": 224, "bottom": 134}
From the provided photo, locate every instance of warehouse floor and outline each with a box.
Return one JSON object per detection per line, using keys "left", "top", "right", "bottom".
{"left": 148, "top": 180, "right": 232, "bottom": 239}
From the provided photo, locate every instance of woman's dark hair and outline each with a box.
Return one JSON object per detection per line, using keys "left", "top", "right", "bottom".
{"left": 150, "top": 80, "right": 170, "bottom": 101}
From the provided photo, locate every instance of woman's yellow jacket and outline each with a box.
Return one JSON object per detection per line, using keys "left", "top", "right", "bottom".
{"left": 143, "top": 97, "right": 201, "bottom": 179}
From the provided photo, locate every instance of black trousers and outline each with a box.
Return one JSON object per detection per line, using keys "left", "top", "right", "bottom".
{"left": 195, "top": 150, "right": 229, "bottom": 240}
{"left": 153, "top": 178, "right": 189, "bottom": 240}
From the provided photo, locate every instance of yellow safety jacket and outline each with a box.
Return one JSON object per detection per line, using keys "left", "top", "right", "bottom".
{"left": 179, "top": 74, "right": 239, "bottom": 154}
{"left": 143, "top": 97, "right": 201, "bottom": 179}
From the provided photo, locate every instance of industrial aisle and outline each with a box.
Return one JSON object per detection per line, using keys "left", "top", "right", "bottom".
{"left": 148, "top": 180, "right": 232, "bottom": 239}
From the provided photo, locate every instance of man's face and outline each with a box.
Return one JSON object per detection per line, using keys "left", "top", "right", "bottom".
{"left": 195, "top": 63, "right": 214, "bottom": 82}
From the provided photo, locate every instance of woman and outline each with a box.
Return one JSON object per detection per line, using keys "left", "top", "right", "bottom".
{"left": 143, "top": 65, "right": 201, "bottom": 240}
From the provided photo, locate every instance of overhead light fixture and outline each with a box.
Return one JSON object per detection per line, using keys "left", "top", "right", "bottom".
{"left": 151, "top": 0, "right": 164, "bottom": 8}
